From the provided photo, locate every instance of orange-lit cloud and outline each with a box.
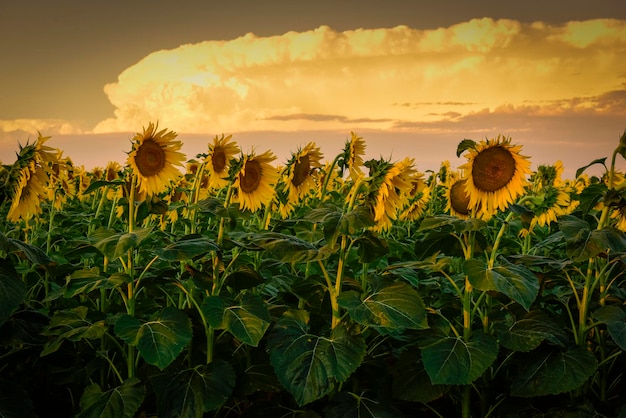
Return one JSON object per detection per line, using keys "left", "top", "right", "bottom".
{"left": 92, "top": 18, "right": 626, "bottom": 135}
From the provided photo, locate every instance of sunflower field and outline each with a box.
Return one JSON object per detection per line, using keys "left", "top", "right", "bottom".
{"left": 1, "top": 124, "right": 626, "bottom": 417}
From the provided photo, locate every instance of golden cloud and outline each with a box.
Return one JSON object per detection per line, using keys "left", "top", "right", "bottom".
{"left": 93, "top": 18, "right": 626, "bottom": 134}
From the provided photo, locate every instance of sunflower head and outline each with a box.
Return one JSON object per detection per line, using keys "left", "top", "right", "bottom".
{"left": 282, "top": 142, "right": 324, "bottom": 204}
{"left": 338, "top": 132, "right": 366, "bottom": 181}
{"left": 7, "top": 166, "right": 49, "bottom": 222}
{"left": 532, "top": 160, "right": 564, "bottom": 189}
{"left": 127, "top": 123, "right": 185, "bottom": 196}
{"left": 365, "top": 157, "right": 415, "bottom": 231}
{"left": 206, "top": 134, "right": 239, "bottom": 190}
{"left": 459, "top": 135, "right": 531, "bottom": 218}
{"left": 446, "top": 178, "right": 473, "bottom": 219}
{"left": 234, "top": 150, "right": 279, "bottom": 213}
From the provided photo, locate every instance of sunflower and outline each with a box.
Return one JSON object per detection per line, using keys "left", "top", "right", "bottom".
{"left": 282, "top": 142, "right": 324, "bottom": 204}
{"left": 127, "top": 123, "right": 185, "bottom": 196}
{"left": 366, "top": 157, "right": 415, "bottom": 232}
{"left": 7, "top": 166, "right": 49, "bottom": 222}
{"left": 206, "top": 134, "right": 239, "bottom": 190}
{"left": 459, "top": 135, "right": 531, "bottom": 218}
{"left": 234, "top": 150, "right": 279, "bottom": 213}
{"left": 520, "top": 161, "right": 578, "bottom": 231}
{"left": 399, "top": 172, "right": 431, "bottom": 222}
{"left": 340, "top": 132, "right": 366, "bottom": 181}
{"left": 445, "top": 177, "right": 473, "bottom": 219}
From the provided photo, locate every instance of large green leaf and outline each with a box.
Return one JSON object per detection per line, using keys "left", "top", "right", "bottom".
{"left": 559, "top": 215, "right": 626, "bottom": 261}
{"left": 63, "top": 267, "right": 127, "bottom": 298}
{"left": 418, "top": 215, "right": 487, "bottom": 234}
{"left": 594, "top": 305, "right": 626, "bottom": 351}
{"left": 90, "top": 227, "right": 153, "bottom": 260}
{"left": 114, "top": 307, "right": 192, "bottom": 370}
{"left": 157, "top": 234, "right": 219, "bottom": 261}
{"left": 494, "top": 309, "right": 568, "bottom": 352}
{"left": 0, "top": 232, "right": 53, "bottom": 268}
{"left": 41, "top": 306, "right": 107, "bottom": 356}
{"left": 511, "top": 345, "right": 598, "bottom": 397}
{"left": 305, "top": 205, "right": 374, "bottom": 247}
{"left": 392, "top": 350, "right": 448, "bottom": 403}
{"left": 76, "top": 377, "right": 145, "bottom": 418}
{"left": 464, "top": 258, "right": 539, "bottom": 310}
{"left": 421, "top": 332, "right": 499, "bottom": 385}
{"left": 353, "top": 230, "right": 389, "bottom": 263}
{"left": 325, "top": 392, "right": 402, "bottom": 418}
{"left": 241, "top": 231, "right": 331, "bottom": 262}
{"left": 267, "top": 310, "right": 366, "bottom": 406}
{"left": 203, "top": 294, "right": 271, "bottom": 347}
{"left": 338, "top": 282, "right": 428, "bottom": 330}
{"left": 152, "top": 360, "right": 236, "bottom": 417}
{"left": 0, "top": 258, "right": 25, "bottom": 327}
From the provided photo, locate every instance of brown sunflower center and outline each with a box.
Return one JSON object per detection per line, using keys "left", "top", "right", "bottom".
{"left": 471, "top": 146, "right": 516, "bottom": 192}
{"left": 135, "top": 139, "right": 165, "bottom": 177}
{"left": 240, "top": 160, "right": 262, "bottom": 193}
{"left": 450, "top": 179, "right": 471, "bottom": 215}
{"left": 292, "top": 155, "right": 311, "bottom": 187}
{"left": 212, "top": 147, "right": 227, "bottom": 174}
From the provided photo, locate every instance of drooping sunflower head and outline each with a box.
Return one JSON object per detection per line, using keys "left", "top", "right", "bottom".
{"left": 206, "top": 134, "right": 239, "bottom": 190}
{"left": 234, "top": 150, "right": 279, "bottom": 213}
{"left": 7, "top": 166, "right": 49, "bottom": 222}
{"left": 459, "top": 135, "right": 531, "bottom": 217}
{"left": 127, "top": 123, "right": 185, "bottom": 196}
{"left": 365, "top": 157, "right": 415, "bottom": 232}
{"left": 445, "top": 177, "right": 473, "bottom": 219}
{"left": 282, "top": 142, "right": 324, "bottom": 204}
{"left": 399, "top": 172, "right": 432, "bottom": 222}
{"left": 338, "top": 132, "right": 366, "bottom": 181}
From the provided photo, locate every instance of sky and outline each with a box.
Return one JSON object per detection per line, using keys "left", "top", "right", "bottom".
{"left": 1, "top": 0, "right": 625, "bottom": 179}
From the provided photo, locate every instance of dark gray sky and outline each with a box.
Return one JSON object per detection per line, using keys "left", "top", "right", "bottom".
{"left": 1, "top": 0, "right": 625, "bottom": 126}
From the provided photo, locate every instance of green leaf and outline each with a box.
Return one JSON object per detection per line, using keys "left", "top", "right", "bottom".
{"left": 0, "top": 258, "right": 25, "bottom": 327}
{"left": 223, "top": 268, "right": 264, "bottom": 291}
{"left": 494, "top": 310, "right": 568, "bottom": 352}
{"left": 511, "top": 345, "right": 598, "bottom": 397}
{"left": 203, "top": 294, "right": 271, "bottom": 347}
{"left": 594, "top": 306, "right": 626, "bottom": 350}
{"left": 41, "top": 306, "right": 107, "bottom": 356}
{"left": 90, "top": 227, "right": 153, "bottom": 260}
{"left": 76, "top": 378, "right": 145, "bottom": 418}
{"left": 0, "top": 232, "right": 53, "bottom": 268}
{"left": 158, "top": 234, "right": 220, "bottom": 261}
{"left": 152, "top": 360, "right": 236, "bottom": 417}
{"left": 578, "top": 183, "right": 607, "bottom": 215}
{"left": 353, "top": 230, "right": 389, "bottom": 263}
{"left": 114, "top": 307, "right": 192, "bottom": 370}
{"left": 63, "top": 267, "right": 126, "bottom": 298}
{"left": 456, "top": 139, "right": 477, "bottom": 157}
{"left": 267, "top": 310, "right": 366, "bottom": 406}
{"left": 82, "top": 179, "right": 125, "bottom": 195}
{"left": 392, "top": 350, "right": 448, "bottom": 403}
{"left": 325, "top": 392, "right": 403, "bottom": 418}
{"left": 242, "top": 231, "right": 327, "bottom": 262}
{"left": 338, "top": 282, "right": 429, "bottom": 330}
{"left": 305, "top": 205, "right": 374, "bottom": 247}
{"left": 464, "top": 258, "right": 539, "bottom": 310}
{"left": 421, "top": 333, "right": 499, "bottom": 385}
{"left": 559, "top": 215, "right": 626, "bottom": 261}
{"left": 575, "top": 157, "right": 606, "bottom": 179}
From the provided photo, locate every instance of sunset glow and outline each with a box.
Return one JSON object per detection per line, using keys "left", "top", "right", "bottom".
{"left": 1, "top": 14, "right": 625, "bottom": 177}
